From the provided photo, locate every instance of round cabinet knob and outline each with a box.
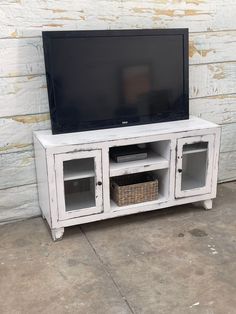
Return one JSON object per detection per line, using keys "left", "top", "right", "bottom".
{"left": 178, "top": 169, "right": 182, "bottom": 173}
{"left": 97, "top": 181, "right": 102, "bottom": 186}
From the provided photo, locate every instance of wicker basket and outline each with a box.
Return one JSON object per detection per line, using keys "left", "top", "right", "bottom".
{"left": 111, "top": 173, "right": 158, "bottom": 207}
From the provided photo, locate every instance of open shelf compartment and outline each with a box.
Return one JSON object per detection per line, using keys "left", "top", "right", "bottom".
{"left": 109, "top": 140, "right": 170, "bottom": 177}
{"left": 110, "top": 168, "right": 169, "bottom": 211}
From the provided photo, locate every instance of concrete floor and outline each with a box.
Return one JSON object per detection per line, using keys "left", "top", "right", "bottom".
{"left": 0, "top": 182, "right": 236, "bottom": 314}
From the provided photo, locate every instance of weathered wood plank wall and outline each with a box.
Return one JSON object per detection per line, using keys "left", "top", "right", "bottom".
{"left": 0, "top": 0, "right": 236, "bottom": 222}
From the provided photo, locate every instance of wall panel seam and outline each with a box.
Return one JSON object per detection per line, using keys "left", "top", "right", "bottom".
{"left": 1, "top": 29, "right": 236, "bottom": 40}
{"left": 1, "top": 60, "right": 236, "bottom": 80}
{"left": 0, "top": 182, "right": 37, "bottom": 192}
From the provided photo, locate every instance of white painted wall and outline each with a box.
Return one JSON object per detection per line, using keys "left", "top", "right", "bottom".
{"left": 0, "top": 0, "right": 236, "bottom": 223}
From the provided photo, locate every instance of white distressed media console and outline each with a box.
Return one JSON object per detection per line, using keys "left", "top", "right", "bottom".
{"left": 34, "top": 117, "right": 221, "bottom": 240}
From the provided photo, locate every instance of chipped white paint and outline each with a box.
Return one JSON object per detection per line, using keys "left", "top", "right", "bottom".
{"left": 0, "top": 75, "right": 48, "bottom": 118}
{"left": 220, "top": 123, "right": 236, "bottom": 153}
{"left": 55, "top": 150, "right": 103, "bottom": 221}
{"left": 1, "top": 0, "right": 236, "bottom": 38}
{"left": 1, "top": 62, "right": 235, "bottom": 119}
{"left": 190, "top": 95, "right": 236, "bottom": 125}
{"left": 0, "top": 111, "right": 231, "bottom": 222}
{"left": 0, "top": 38, "right": 44, "bottom": 78}
{"left": 219, "top": 151, "right": 236, "bottom": 182}
{"left": 51, "top": 228, "right": 64, "bottom": 241}
{"left": 190, "top": 62, "right": 236, "bottom": 98}
{"left": 0, "top": 113, "right": 50, "bottom": 154}
{"left": 0, "top": 184, "right": 40, "bottom": 224}
{"left": 202, "top": 199, "right": 213, "bottom": 210}
{"left": 1, "top": 31, "right": 236, "bottom": 78}
{"left": 0, "top": 0, "right": 235, "bottom": 223}
{"left": 0, "top": 58, "right": 235, "bottom": 105}
{"left": 34, "top": 116, "right": 218, "bottom": 149}
{"left": 175, "top": 135, "right": 214, "bottom": 198}
{"left": 34, "top": 117, "right": 220, "bottom": 240}
{"left": 0, "top": 36, "right": 234, "bottom": 120}
{"left": 0, "top": 150, "right": 36, "bottom": 189}
{"left": 189, "top": 31, "right": 236, "bottom": 65}
{"left": 33, "top": 136, "right": 51, "bottom": 224}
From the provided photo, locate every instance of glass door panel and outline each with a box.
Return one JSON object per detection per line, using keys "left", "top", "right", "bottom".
{"left": 181, "top": 143, "right": 208, "bottom": 191}
{"left": 64, "top": 177, "right": 96, "bottom": 212}
{"left": 175, "top": 135, "right": 214, "bottom": 198}
{"left": 55, "top": 150, "right": 103, "bottom": 220}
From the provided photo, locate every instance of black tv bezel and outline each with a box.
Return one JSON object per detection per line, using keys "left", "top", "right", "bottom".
{"left": 43, "top": 28, "right": 189, "bottom": 134}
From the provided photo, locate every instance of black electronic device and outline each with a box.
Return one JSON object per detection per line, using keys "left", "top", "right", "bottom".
{"left": 110, "top": 145, "right": 148, "bottom": 163}
{"left": 43, "top": 28, "right": 189, "bottom": 134}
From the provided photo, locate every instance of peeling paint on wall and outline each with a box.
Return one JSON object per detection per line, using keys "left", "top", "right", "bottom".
{"left": 0, "top": 0, "right": 236, "bottom": 222}
{"left": 12, "top": 113, "right": 49, "bottom": 124}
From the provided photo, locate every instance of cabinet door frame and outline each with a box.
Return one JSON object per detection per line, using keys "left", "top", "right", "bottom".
{"left": 54, "top": 150, "right": 103, "bottom": 221}
{"left": 175, "top": 134, "right": 214, "bottom": 198}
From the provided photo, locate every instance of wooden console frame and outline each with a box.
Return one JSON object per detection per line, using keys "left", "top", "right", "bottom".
{"left": 34, "top": 117, "right": 221, "bottom": 241}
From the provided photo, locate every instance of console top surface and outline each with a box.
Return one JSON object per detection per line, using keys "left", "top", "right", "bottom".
{"left": 34, "top": 116, "right": 219, "bottom": 149}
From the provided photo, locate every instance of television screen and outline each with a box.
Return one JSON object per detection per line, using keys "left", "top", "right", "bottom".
{"left": 43, "top": 29, "right": 189, "bottom": 134}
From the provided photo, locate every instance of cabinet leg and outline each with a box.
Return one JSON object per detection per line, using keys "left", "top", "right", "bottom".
{"left": 51, "top": 228, "right": 64, "bottom": 241}
{"left": 202, "top": 199, "right": 213, "bottom": 210}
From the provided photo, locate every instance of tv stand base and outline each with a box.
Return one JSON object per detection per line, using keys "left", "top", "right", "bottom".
{"left": 34, "top": 117, "right": 220, "bottom": 241}
{"left": 51, "top": 228, "right": 65, "bottom": 241}
{"left": 202, "top": 199, "right": 213, "bottom": 210}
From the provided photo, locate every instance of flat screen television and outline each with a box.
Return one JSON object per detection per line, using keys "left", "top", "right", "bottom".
{"left": 43, "top": 28, "right": 189, "bottom": 134}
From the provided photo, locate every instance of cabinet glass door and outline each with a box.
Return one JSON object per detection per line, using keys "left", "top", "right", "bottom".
{"left": 175, "top": 135, "right": 214, "bottom": 198}
{"left": 55, "top": 150, "right": 103, "bottom": 220}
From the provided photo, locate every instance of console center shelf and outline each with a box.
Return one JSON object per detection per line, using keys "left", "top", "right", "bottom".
{"left": 109, "top": 141, "right": 170, "bottom": 177}
{"left": 34, "top": 117, "right": 221, "bottom": 241}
